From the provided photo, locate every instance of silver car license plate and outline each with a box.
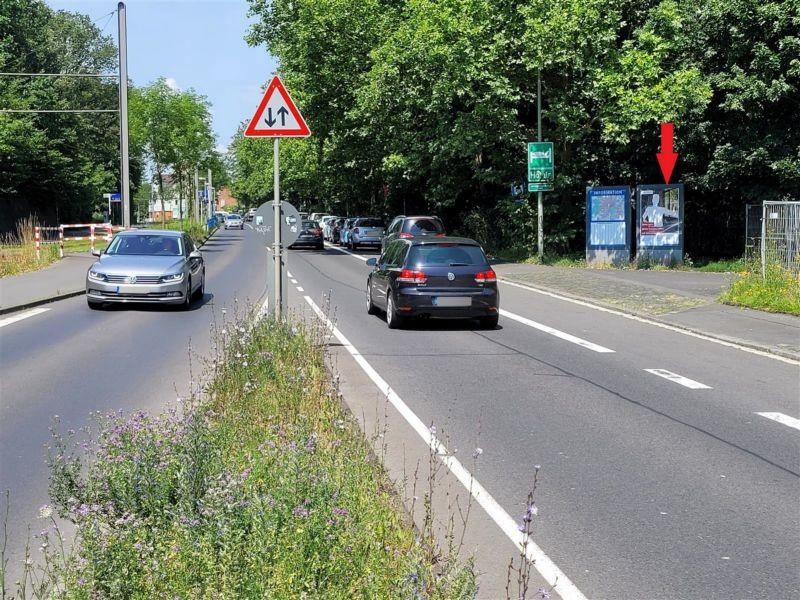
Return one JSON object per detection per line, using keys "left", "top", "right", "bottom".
{"left": 434, "top": 296, "right": 471, "bottom": 307}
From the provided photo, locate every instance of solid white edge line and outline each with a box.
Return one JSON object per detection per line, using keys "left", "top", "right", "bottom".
{"left": 287, "top": 271, "right": 293, "bottom": 278}
{"left": 296, "top": 287, "right": 304, "bottom": 292}
{"left": 245, "top": 223, "right": 253, "bottom": 230}
{"left": 500, "top": 309, "right": 615, "bottom": 353}
{"left": 498, "top": 278, "right": 800, "bottom": 366}
{"left": 291, "top": 279, "right": 298, "bottom": 284}
{"left": 644, "top": 368, "right": 712, "bottom": 389}
{"left": 0, "top": 307, "right": 50, "bottom": 328}
{"left": 303, "top": 294, "right": 587, "bottom": 600}
{"left": 324, "top": 242, "right": 368, "bottom": 262}
{"left": 756, "top": 412, "right": 800, "bottom": 431}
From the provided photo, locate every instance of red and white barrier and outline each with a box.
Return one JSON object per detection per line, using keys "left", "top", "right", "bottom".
{"left": 34, "top": 223, "right": 131, "bottom": 259}
{"left": 58, "top": 223, "right": 129, "bottom": 255}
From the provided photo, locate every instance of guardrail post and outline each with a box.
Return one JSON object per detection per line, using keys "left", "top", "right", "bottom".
{"left": 35, "top": 226, "right": 41, "bottom": 260}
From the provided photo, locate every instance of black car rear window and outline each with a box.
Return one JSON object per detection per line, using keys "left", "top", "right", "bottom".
{"left": 302, "top": 220, "right": 319, "bottom": 229}
{"left": 407, "top": 244, "right": 487, "bottom": 267}
{"left": 406, "top": 218, "right": 444, "bottom": 235}
{"left": 357, "top": 218, "right": 385, "bottom": 228}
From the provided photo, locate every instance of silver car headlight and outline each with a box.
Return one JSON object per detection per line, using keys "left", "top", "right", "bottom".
{"left": 88, "top": 270, "right": 107, "bottom": 281}
{"left": 160, "top": 272, "right": 185, "bottom": 283}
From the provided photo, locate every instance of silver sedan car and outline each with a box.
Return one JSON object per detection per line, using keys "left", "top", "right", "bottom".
{"left": 86, "top": 230, "right": 205, "bottom": 309}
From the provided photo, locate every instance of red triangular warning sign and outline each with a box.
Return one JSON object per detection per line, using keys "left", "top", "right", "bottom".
{"left": 244, "top": 76, "right": 310, "bottom": 137}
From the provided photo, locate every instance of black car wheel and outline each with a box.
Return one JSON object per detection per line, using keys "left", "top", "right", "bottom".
{"left": 182, "top": 278, "right": 193, "bottom": 310}
{"left": 366, "top": 281, "right": 378, "bottom": 315}
{"left": 386, "top": 292, "right": 404, "bottom": 329}
{"left": 480, "top": 314, "right": 499, "bottom": 329}
{"left": 193, "top": 269, "right": 205, "bottom": 300}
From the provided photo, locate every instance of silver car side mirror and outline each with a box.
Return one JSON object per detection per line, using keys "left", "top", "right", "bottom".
{"left": 91, "top": 248, "right": 102, "bottom": 257}
{"left": 189, "top": 250, "right": 202, "bottom": 260}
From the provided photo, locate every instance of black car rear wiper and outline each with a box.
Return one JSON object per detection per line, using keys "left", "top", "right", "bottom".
{"left": 448, "top": 262, "right": 470, "bottom": 266}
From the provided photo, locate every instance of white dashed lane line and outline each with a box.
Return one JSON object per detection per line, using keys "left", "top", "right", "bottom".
{"left": 756, "top": 412, "right": 800, "bottom": 431}
{"left": 296, "top": 287, "right": 304, "bottom": 292}
{"left": 500, "top": 309, "right": 615, "bottom": 353}
{"left": 0, "top": 308, "right": 50, "bottom": 329}
{"left": 644, "top": 368, "right": 712, "bottom": 389}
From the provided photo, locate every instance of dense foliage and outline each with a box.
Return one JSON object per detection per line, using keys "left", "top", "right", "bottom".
{"left": 0, "top": 0, "right": 131, "bottom": 230}
{"left": 235, "top": 0, "right": 799, "bottom": 257}
{"left": 0, "top": 0, "right": 227, "bottom": 232}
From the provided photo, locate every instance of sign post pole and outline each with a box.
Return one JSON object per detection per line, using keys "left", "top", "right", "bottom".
{"left": 273, "top": 138, "right": 282, "bottom": 320}
{"left": 537, "top": 69, "right": 543, "bottom": 261}
{"left": 244, "top": 75, "right": 310, "bottom": 321}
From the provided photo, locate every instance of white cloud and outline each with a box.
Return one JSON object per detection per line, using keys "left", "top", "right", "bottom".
{"left": 165, "top": 77, "right": 181, "bottom": 91}
{"left": 216, "top": 144, "right": 229, "bottom": 155}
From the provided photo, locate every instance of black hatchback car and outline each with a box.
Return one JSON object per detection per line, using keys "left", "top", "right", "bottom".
{"left": 382, "top": 215, "right": 445, "bottom": 250}
{"left": 288, "top": 220, "right": 324, "bottom": 250}
{"left": 366, "top": 237, "right": 499, "bottom": 329}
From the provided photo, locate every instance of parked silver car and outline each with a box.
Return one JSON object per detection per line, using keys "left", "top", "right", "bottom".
{"left": 348, "top": 217, "right": 386, "bottom": 250}
{"left": 86, "top": 230, "right": 205, "bottom": 309}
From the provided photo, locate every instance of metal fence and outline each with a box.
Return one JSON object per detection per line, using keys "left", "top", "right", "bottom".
{"left": 746, "top": 201, "right": 800, "bottom": 274}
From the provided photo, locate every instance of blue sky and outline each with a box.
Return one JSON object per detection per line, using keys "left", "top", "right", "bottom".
{"left": 46, "top": 0, "right": 277, "bottom": 153}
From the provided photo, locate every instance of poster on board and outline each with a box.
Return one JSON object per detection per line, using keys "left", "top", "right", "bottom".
{"left": 585, "top": 186, "right": 631, "bottom": 265}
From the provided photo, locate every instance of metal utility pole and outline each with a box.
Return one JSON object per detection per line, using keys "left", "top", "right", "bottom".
{"left": 194, "top": 166, "right": 200, "bottom": 223}
{"left": 273, "top": 138, "right": 282, "bottom": 319}
{"left": 537, "top": 68, "right": 544, "bottom": 261}
{"left": 207, "top": 167, "right": 213, "bottom": 222}
{"left": 118, "top": 2, "right": 130, "bottom": 228}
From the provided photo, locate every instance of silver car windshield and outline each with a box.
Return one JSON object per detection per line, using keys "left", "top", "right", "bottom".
{"left": 106, "top": 235, "right": 183, "bottom": 256}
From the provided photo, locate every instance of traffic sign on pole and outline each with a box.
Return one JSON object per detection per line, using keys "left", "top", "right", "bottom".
{"left": 527, "top": 142, "right": 554, "bottom": 191}
{"left": 244, "top": 76, "right": 310, "bottom": 138}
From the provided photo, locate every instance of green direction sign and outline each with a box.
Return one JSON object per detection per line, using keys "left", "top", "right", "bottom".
{"left": 527, "top": 142, "right": 554, "bottom": 191}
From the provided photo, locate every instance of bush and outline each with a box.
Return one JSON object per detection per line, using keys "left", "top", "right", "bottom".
{"left": 23, "top": 316, "right": 476, "bottom": 599}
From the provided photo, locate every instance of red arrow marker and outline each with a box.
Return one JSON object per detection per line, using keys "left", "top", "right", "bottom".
{"left": 656, "top": 122, "right": 678, "bottom": 184}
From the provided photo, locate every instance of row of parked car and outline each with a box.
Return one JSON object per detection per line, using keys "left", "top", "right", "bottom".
{"left": 306, "top": 214, "right": 446, "bottom": 252}
{"left": 298, "top": 213, "right": 499, "bottom": 329}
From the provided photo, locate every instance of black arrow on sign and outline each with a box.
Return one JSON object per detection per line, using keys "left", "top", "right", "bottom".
{"left": 277, "top": 106, "right": 289, "bottom": 126}
{"left": 264, "top": 108, "right": 277, "bottom": 127}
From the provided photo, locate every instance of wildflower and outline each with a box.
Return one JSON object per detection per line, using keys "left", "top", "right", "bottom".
{"left": 538, "top": 589, "right": 551, "bottom": 599}
{"left": 259, "top": 351, "right": 273, "bottom": 360}
{"left": 242, "top": 361, "right": 248, "bottom": 367}
{"left": 333, "top": 507, "right": 349, "bottom": 517}
{"left": 293, "top": 506, "right": 309, "bottom": 519}
{"left": 38, "top": 505, "right": 53, "bottom": 519}
{"left": 527, "top": 503, "right": 539, "bottom": 517}
{"left": 534, "top": 464, "right": 541, "bottom": 471}
{"left": 472, "top": 447, "right": 483, "bottom": 459}
{"left": 518, "top": 524, "right": 526, "bottom": 532}
{"left": 429, "top": 425, "right": 437, "bottom": 435}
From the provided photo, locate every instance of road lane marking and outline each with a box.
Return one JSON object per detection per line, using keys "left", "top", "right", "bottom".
{"left": 324, "top": 242, "right": 368, "bottom": 261}
{"left": 644, "top": 369, "right": 712, "bottom": 389}
{"left": 246, "top": 223, "right": 253, "bottom": 230}
{"left": 296, "top": 287, "right": 304, "bottom": 292}
{"left": 304, "top": 294, "right": 587, "bottom": 600}
{"left": 500, "top": 309, "right": 615, "bottom": 353}
{"left": 0, "top": 308, "right": 50, "bottom": 328}
{"left": 756, "top": 412, "right": 800, "bottom": 431}
{"left": 287, "top": 271, "right": 293, "bottom": 278}
{"left": 498, "top": 279, "right": 799, "bottom": 366}
{"left": 291, "top": 279, "right": 298, "bottom": 284}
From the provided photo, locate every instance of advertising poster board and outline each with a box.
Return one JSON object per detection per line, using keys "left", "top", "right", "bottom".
{"left": 585, "top": 186, "right": 631, "bottom": 265}
{"left": 636, "top": 184, "right": 684, "bottom": 265}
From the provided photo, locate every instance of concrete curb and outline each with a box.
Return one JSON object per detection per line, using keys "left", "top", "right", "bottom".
{"left": 498, "top": 275, "right": 800, "bottom": 363}
{"left": 0, "top": 289, "right": 86, "bottom": 316}
{"left": 0, "top": 226, "right": 221, "bottom": 317}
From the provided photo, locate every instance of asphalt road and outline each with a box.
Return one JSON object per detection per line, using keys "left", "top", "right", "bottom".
{"left": 282, "top": 236, "right": 799, "bottom": 600}
{"left": 0, "top": 228, "right": 268, "bottom": 582}
{"left": 1, "top": 226, "right": 797, "bottom": 599}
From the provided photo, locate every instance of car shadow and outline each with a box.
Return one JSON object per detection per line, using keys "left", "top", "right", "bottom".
{"left": 98, "top": 292, "right": 215, "bottom": 312}
{"left": 366, "top": 312, "right": 503, "bottom": 332}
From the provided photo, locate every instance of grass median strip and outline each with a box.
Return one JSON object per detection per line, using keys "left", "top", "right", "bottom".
{"left": 8, "top": 316, "right": 475, "bottom": 598}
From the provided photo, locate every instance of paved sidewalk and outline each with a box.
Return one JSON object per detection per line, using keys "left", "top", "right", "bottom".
{"left": 0, "top": 252, "right": 95, "bottom": 314}
{"left": 493, "top": 263, "right": 800, "bottom": 361}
